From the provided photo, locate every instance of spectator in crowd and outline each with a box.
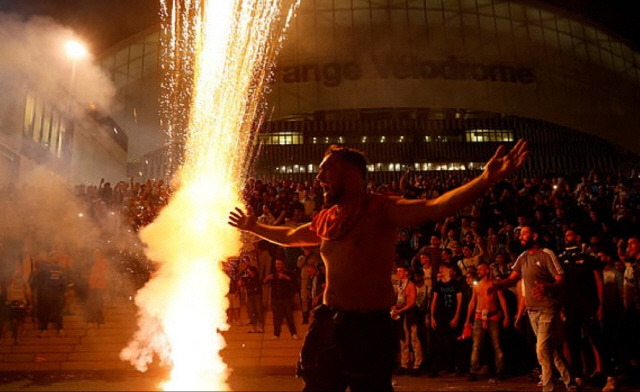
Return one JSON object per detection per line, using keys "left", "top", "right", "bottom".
{"left": 5, "top": 269, "right": 31, "bottom": 345}
{"left": 494, "top": 226, "right": 578, "bottom": 392}
{"left": 490, "top": 251, "right": 512, "bottom": 280}
{"left": 558, "top": 229, "right": 608, "bottom": 388}
{"left": 86, "top": 249, "right": 109, "bottom": 327}
{"left": 264, "top": 258, "right": 298, "bottom": 340}
{"left": 298, "top": 246, "right": 321, "bottom": 324}
{"left": 429, "top": 263, "right": 462, "bottom": 377}
{"left": 458, "top": 243, "right": 485, "bottom": 277}
{"left": 240, "top": 257, "right": 264, "bottom": 333}
{"left": 392, "top": 264, "right": 422, "bottom": 376}
{"left": 464, "top": 262, "right": 509, "bottom": 382}
{"left": 622, "top": 237, "right": 640, "bottom": 379}
{"left": 37, "top": 251, "right": 67, "bottom": 337}
{"left": 413, "top": 269, "right": 431, "bottom": 372}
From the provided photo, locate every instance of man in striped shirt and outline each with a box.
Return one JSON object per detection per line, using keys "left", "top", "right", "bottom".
{"left": 494, "top": 226, "right": 578, "bottom": 392}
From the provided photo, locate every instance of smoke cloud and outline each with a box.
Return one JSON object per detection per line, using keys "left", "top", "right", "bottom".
{"left": 0, "top": 13, "right": 116, "bottom": 122}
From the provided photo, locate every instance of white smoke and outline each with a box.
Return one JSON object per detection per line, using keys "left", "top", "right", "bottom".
{"left": 0, "top": 13, "right": 116, "bottom": 121}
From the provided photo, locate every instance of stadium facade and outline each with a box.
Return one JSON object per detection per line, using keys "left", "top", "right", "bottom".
{"left": 100, "top": 0, "right": 640, "bottom": 183}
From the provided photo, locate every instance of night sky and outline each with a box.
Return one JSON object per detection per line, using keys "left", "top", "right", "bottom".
{"left": 0, "top": 0, "right": 637, "bottom": 54}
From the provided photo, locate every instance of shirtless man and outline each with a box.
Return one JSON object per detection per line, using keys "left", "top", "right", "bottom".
{"left": 229, "top": 141, "right": 527, "bottom": 391}
{"left": 464, "top": 262, "right": 509, "bottom": 381}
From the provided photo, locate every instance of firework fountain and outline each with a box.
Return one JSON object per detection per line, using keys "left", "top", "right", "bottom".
{"left": 120, "top": 1, "right": 299, "bottom": 390}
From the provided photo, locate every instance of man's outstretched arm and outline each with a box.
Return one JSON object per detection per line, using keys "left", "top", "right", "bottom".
{"left": 228, "top": 207, "right": 321, "bottom": 247}
{"left": 385, "top": 139, "right": 528, "bottom": 226}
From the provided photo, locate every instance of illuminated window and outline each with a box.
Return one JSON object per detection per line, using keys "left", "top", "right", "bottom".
{"left": 465, "top": 129, "right": 514, "bottom": 142}
{"left": 23, "top": 92, "right": 66, "bottom": 158}
{"left": 259, "top": 132, "right": 304, "bottom": 145}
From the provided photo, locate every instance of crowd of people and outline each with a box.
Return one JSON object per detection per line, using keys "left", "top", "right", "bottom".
{"left": 2, "top": 165, "right": 639, "bottom": 391}
{"left": 228, "top": 168, "right": 640, "bottom": 392}
{"left": 0, "top": 176, "right": 166, "bottom": 343}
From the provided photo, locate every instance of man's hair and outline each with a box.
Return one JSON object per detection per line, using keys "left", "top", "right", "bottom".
{"left": 324, "top": 145, "right": 368, "bottom": 178}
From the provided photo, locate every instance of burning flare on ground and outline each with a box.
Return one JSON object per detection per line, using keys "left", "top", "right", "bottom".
{"left": 120, "top": 0, "right": 298, "bottom": 390}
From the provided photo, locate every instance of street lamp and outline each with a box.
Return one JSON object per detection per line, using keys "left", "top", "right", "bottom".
{"left": 65, "top": 40, "right": 88, "bottom": 60}
{"left": 64, "top": 39, "right": 88, "bottom": 115}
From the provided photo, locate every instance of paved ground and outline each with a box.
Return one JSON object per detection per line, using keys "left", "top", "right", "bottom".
{"left": 0, "top": 368, "right": 629, "bottom": 391}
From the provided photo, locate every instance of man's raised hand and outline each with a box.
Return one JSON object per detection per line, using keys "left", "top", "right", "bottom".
{"left": 228, "top": 207, "right": 256, "bottom": 232}
{"left": 483, "top": 139, "right": 529, "bottom": 184}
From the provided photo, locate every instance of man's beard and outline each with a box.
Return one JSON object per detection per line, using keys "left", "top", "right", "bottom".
{"left": 521, "top": 238, "right": 536, "bottom": 249}
{"left": 324, "top": 185, "right": 345, "bottom": 206}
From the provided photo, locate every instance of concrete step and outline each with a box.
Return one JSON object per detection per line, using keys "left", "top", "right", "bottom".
{"left": 0, "top": 300, "right": 309, "bottom": 372}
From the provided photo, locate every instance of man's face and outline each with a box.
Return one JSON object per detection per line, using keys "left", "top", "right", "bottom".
{"left": 430, "top": 236, "right": 441, "bottom": 247}
{"left": 396, "top": 267, "right": 408, "bottom": 279}
{"left": 519, "top": 226, "right": 535, "bottom": 249}
{"left": 275, "top": 260, "right": 285, "bottom": 272}
{"left": 477, "top": 264, "right": 488, "bottom": 279}
{"left": 419, "top": 254, "right": 430, "bottom": 266}
{"left": 316, "top": 154, "right": 347, "bottom": 206}
{"left": 495, "top": 253, "right": 505, "bottom": 264}
{"left": 462, "top": 246, "right": 472, "bottom": 258}
{"left": 564, "top": 230, "right": 578, "bottom": 247}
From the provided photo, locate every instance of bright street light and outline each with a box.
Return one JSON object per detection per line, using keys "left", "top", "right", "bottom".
{"left": 65, "top": 40, "right": 88, "bottom": 60}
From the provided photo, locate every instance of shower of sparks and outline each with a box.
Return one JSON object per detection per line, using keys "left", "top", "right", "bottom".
{"left": 120, "top": 0, "right": 299, "bottom": 391}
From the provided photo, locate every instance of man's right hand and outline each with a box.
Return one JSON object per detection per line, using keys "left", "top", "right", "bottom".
{"left": 228, "top": 207, "right": 256, "bottom": 232}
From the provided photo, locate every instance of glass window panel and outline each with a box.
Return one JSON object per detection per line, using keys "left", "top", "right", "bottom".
{"left": 479, "top": 15, "right": 494, "bottom": 30}
{"left": 315, "top": 0, "right": 335, "bottom": 11}
{"left": 586, "top": 43, "right": 600, "bottom": 63}
{"left": 23, "top": 93, "right": 35, "bottom": 135}
{"left": 390, "top": 9, "right": 408, "bottom": 27}
{"left": 462, "top": 13, "right": 478, "bottom": 30}
{"left": 114, "top": 69, "right": 129, "bottom": 88}
{"left": 425, "top": 7, "right": 444, "bottom": 28}
{"left": 129, "top": 43, "right": 144, "bottom": 59}
{"left": 529, "top": 25, "right": 544, "bottom": 44}
{"left": 370, "top": 0, "right": 391, "bottom": 8}
{"left": 601, "top": 49, "right": 613, "bottom": 69}
{"left": 555, "top": 18, "right": 570, "bottom": 35}
{"left": 115, "top": 47, "right": 130, "bottom": 66}
{"left": 50, "top": 114, "right": 60, "bottom": 153}
{"left": 143, "top": 54, "right": 157, "bottom": 75}
{"left": 583, "top": 26, "right": 598, "bottom": 42}
{"left": 41, "top": 106, "right": 51, "bottom": 145}
{"left": 495, "top": 17, "right": 511, "bottom": 35}
{"left": 612, "top": 56, "right": 625, "bottom": 73}
{"left": 542, "top": 27, "right": 559, "bottom": 48}
{"left": 32, "top": 99, "right": 43, "bottom": 142}
{"left": 129, "top": 58, "right": 143, "bottom": 79}
{"left": 56, "top": 123, "right": 65, "bottom": 157}
{"left": 443, "top": 11, "right": 461, "bottom": 28}
{"left": 352, "top": 0, "right": 371, "bottom": 9}
{"left": 334, "top": 7, "right": 352, "bottom": 28}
